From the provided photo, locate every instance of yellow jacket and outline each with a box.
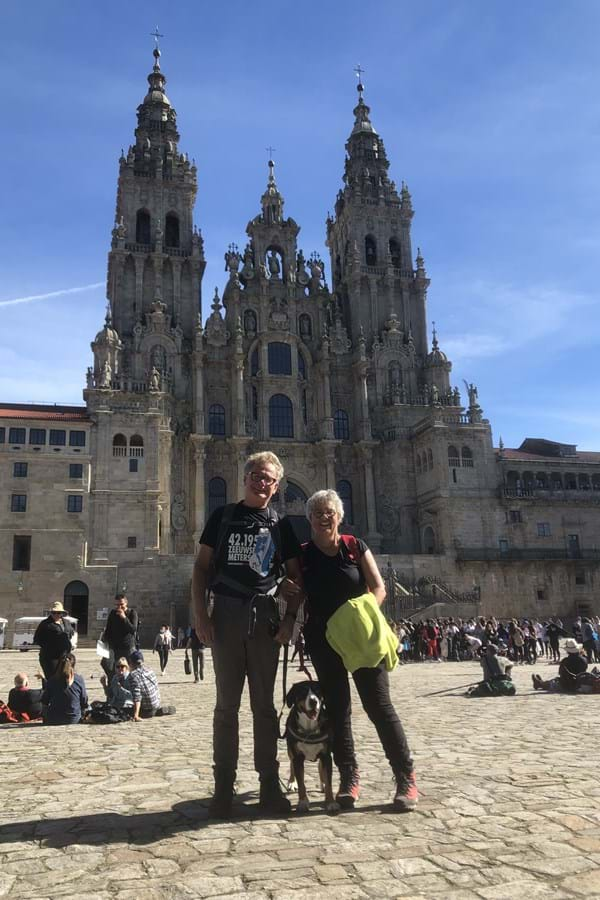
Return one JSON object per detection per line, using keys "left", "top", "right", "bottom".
{"left": 325, "top": 593, "right": 398, "bottom": 673}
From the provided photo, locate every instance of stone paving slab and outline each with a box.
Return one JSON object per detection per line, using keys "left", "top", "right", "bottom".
{"left": 1, "top": 650, "right": 600, "bottom": 899}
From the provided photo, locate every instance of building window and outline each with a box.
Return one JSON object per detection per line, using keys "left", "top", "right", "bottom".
{"left": 136, "top": 209, "right": 151, "bottom": 244}
{"left": 508, "top": 510, "right": 523, "bottom": 524}
{"left": 389, "top": 237, "right": 401, "bottom": 268}
{"left": 423, "top": 526, "right": 436, "bottom": 554}
{"left": 208, "top": 477, "right": 227, "bottom": 516}
{"left": 448, "top": 445, "right": 460, "bottom": 467}
{"left": 29, "top": 428, "right": 46, "bottom": 445}
{"left": 13, "top": 462, "right": 28, "bottom": 478}
{"left": 250, "top": 347, "right": 259, "bottom": 376}
{"left": 499, "top": 539, "right": 509, "bottom": 554}
{"left": 428, "top": 448, "right": 434, "bottom": 469}
{"left": 129, "top": 458, "right": 139, "bottom": 473}
{"left": 0, "top": 427, "right": 5, "bottom": 443}
{"left": 67, "top": 495, "right": 83, "bottom": 513}
{"left": 129, "top": 435, "right": 144, "bottom": 457}
{"left": 165, "top": 213, "right": 179, "bottom": 248}
{"left": 461, "top": 446, "right": 473, "bottom": 467}
{"left": 337, "top": 480, "right": 353, "bottom": 524}
{"left": 11, "top": 495, "right": 27, "bottom": 513}
{"left": 269, "top": 394, "right": 294, "bottom": 438}
{"left": 49, "top": 429, "right": 66, "bottom": 446}
{"left": 112, "top": 434, "right": 127, "bottom": 457}
{"left": 127, "top": 536, "right": 137, "bottom": 549}
{"left": 8, "top": 427, "right": 26, "bottom": 444}
{"left": 334, "top": 409, "right": 350, "bottom": 440}
{"left": 365, "top": 234, "right": 377, "bottom": 265}
{"left": 69, "top": 463, "right": 83, "bottom": 479}
{"left": 537, "top": 522, "right": 551, "bottom": 537}
{"left": 69, "top": 430, "right": 86, "bottom": 447}
{"left": 12, "top": 535, "right": 31, "bottom": 571}
{"left": 298, "top": 350, "right": 306, "bottom": 380}
{"left": 536, "top": 588, "right": 546, "bottom": 602}
{"left": 208, "top": 404, "right": 226, "bottom": 436}
{"left": 268, "top": 342, "right": 292, "bottom": 375}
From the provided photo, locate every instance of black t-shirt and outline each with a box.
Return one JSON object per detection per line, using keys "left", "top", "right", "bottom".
{"left": 8, "top": 687, "right": 43, "bottom": 718}
{"left": 302, "top": 536, "right": 368, "bottom": 624}
{"left": 559, "top": 653, "right": 587, "bottom": 692}
{"left": 200, "top": 502, "right": 301, "bottom": 598}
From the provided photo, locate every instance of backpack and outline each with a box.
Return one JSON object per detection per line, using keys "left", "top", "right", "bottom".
{"left": 0, "top": 702, "right": 20, "bottom": 724}
{"left": 301, "top": 534, "right": 362, "bottom": 564}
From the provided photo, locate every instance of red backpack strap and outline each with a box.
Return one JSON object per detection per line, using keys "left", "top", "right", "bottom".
{"left": 340, "top": 534, "right": 361, "bottom": 564}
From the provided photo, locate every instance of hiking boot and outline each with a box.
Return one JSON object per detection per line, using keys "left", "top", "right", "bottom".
{"left": 394, "top": 770, "right": 418, "bottom": 812}
{"left": 532, "top": 673, "right": 543, "bottom": 690}
{"left": 258, "top": 774, "right": 291, "bottom": 815}
{"left": 336, "top": 765, "right": 360, "bottom": 809}
{"left": 208, "top": 767, "right": 235, "bottom": 819}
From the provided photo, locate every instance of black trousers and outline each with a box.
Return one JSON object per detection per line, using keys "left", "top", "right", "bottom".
{"left": 191, "top": 648, "right": 205, "bottom": 680}
{"left": 157, "top": 646, "right": 170, "bottom": 672}
{"left": 305, "top": 623, "right": 413, "bottom": 778}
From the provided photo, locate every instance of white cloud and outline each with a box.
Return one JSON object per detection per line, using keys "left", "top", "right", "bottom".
{"left": 0, "top": 282, "right": 103, "bottom": 308}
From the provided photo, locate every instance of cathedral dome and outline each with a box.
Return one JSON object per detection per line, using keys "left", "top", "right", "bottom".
{"left": 426, "top": 326, "right": 448, "bottom": 365}
{"left": 94, "top": 310, "right": 120, "bottom": 346}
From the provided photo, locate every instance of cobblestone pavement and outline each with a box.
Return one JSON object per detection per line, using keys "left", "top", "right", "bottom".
{"left": 1, "top": 648, "right": 600, "bottom": 899}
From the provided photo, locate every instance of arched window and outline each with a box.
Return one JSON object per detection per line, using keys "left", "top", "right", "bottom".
{"left": 334, "top": 409, "right": 349, "bottom": 440}
{"left": 551, "top": 472, "right": 563, "bottom": 490}
{"left": 269, "top": 394, "right": 293, "bottom": 438}
{"left": 151, "top": 344, "right": 167, "bottom": 374}
{"left": 422, "top": 452, "right": 429, "bottom": 473}
{"left": 448, "top": 445, "right": 460, "bottom": 467}
{"left": 522, "top": 470, "right": 534, "bottom": 489}
{"left": 428, "top": 448, "right": 434, "bottom": 470}
{"left": 130, "top": 435, "right": 144, "bottom": 458}
{"left": 268, "top": 342, "right": 292, "bottom": 375}
{"left": 208, "top": 404, "right": 226, "bottom": 436}
{"left": 64, "top": 580, "right": 89, "bottom": 635}
{"left": 337, "top": 480, "right": 353, "bottom": 524}
{"left": 244, "top": 309, "right": 257, "bottom": 335}
{"left": 112, "top": 433, "right": 127, "bottom": 457}
{"left": 416, "top": 454, "right": 422, "bottom": 475}
{"left": 565, "top": 473, "right": 577, "bottom": 490}
{"left": 208, "top": 477, "right": 227, "bottom": 516}
{"left": 250, "top": 346, "right": 259, "bottom": 376}
{"left": 423, "top": 526, "right": 436, "bottom": 554}
{"left": 251, "top": 386, "right": 258, "bottom": 422}
{"left": 536, "top": 472, "right": 548, "bottom": 489}
{"left": 136, "top": 210, "right": 151, "bottom": 244}
{"left": 365, "top": 235, "right": 377, "bottom": 266}
{"left": 165, "top": 213, "right": 179, "bottom": 248}
{"left": 388, "top": 361, "right": 402, "bottom": 393}
{"left": 578, "top": 473, "right": 590, "bottom": 490}
{"left": 389, "top": 238, "right": 401, "bottom": 268}
{"left": 299, "top": 314, "right": 312, "bottom": 339}
{"left": 298, "top": 350, "right": 306, "bottom": 380}
{"left": 461, "top": 446, "right": 473, "bottom": 468}
{"left": 592, "top": 474, "right": 600, "bottom": 491}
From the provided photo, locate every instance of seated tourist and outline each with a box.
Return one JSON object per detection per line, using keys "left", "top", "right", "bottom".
{"left": 467, "top": 644, "right": 515, "bottom": 696}
{"left": 128, "top": 650, "right": 175, "bottom": 721}
{"left": 42, "top": 654, "right": 88, "bottom": 725}
{"left": 7, "top": 673, "right": 43, "bottom": 719}
{"left": 100, "top": 658, "right": 134, "bottom": 710}
{"left": 532, "top": 639, "right": 591, "bottom": 693}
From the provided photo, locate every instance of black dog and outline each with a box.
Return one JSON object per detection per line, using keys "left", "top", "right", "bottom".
{"left": 285, "top": 681, "right": 339, "bottom": 814}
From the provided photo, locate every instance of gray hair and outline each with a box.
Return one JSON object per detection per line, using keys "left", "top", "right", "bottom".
{"left": 306, "top": 489, "right": 344, "bottom": 522}
{"left": 244, "top": 451, "right": 284, "bottom": 482}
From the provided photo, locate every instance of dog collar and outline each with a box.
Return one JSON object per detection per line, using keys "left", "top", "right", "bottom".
{"left": 286, "top": 725, "right": 328, "bottom": 744}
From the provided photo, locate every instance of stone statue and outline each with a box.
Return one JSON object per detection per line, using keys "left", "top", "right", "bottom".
{"left": 241, "top": 243, "right": 255, "bottom": 280}
{"left": 267, "top": 250, "right": 281, "bottom": 277}
{"left": 309, "top": 256, "right": 323, "bottom": 288}
{"left": 99, "top": 359, "right": 112, "bottom": 389}
{"left": 431, "top": 384, "right": 440, "bottom": 404}
{"left": 86, "top": 367, "right": 94, "bottom": 388}
{"left": 464, "top": 381, "right": 478, "bottom": 407}
{"left": 149, "top": 366, "right": 161, "bottom": 392}
{"left": 296, "top": 250, "right": 310, "bottom": 286}
{"left": 225, "top": 244, "right": 241, "bottom": 276}
{"left": 244, "top": 309, "right": 257, "bottom": 335}
{"left": 453, "top": 386, "right": 461, "bottom": 406}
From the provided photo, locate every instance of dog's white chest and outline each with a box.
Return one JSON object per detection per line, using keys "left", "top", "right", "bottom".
{"left": 296, "top": 740, "right": 326, "bottom": 762}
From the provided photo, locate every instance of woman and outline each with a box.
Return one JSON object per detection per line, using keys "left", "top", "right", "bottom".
{"left": 100, "top": 657, "right": 134, "bottom": 710}
{"left": 300, "top": 489, "right": 417, "bottom": 811}
{"left": 154, "top": 625, "right": 173, "bottom": 673}
{"left": 42, "top": 653, "right": 88, "bottom": 725}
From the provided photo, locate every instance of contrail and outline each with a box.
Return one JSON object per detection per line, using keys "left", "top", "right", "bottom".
{"left": 0, "top": 282, "right": 104, "bottom": 308}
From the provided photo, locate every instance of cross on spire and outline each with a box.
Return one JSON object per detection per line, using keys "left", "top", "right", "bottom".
{"left": 150, "top": 25, "right": 164, "bottom": 50}
{"left": 354, "top": 63, "right": 365, "bottom": 98}
{"left": 266, "top": 146, "right": 276, "bottom": 162}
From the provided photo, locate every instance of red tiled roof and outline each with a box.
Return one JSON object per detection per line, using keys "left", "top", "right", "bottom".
{"left": 498, "top": 448, "right": 600, "bottom": 463}
{"left": 0, "top": 403, "right": 89, "bottom": 422}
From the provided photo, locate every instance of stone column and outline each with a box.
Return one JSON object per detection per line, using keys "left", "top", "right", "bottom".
{"left": 231, "top": 438, "right": 250, "bottom": 500}
{"left": 358, "top": 442, "right": 382, "bottom": 551}
{"left": 319, "top": 337, "right": 334, "bottom": 439}
{"left": 190, "top": 437, "right": 208, "bottom": 544}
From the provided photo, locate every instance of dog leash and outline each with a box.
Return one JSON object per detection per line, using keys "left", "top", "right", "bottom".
{"left": 276, "top": 642, "right": 289, "bottom": 741}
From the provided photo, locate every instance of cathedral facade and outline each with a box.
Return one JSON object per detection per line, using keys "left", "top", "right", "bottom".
{"left": 1, "top": 50, "right": 599, "bottom": 641}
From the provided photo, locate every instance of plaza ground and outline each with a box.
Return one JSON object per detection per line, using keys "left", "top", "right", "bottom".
{"left": 1, "top": 647, "right": 600, "bottom": 899}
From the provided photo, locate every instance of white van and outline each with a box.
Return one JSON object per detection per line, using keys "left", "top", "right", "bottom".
{"left": 0, "top": 618, "right": 7, "bottom": 650}
{"left": 12, "top": 616, "right": 79, "bottom": 651}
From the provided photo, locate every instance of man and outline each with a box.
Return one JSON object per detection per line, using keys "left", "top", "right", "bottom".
{"left": 102, "top": 594, "right": 139, "bottom": 676}
{"left": 8, "top": 673, "right": 43, "bottom": 719}
{"left": 533, "top": 638, "right": 590, "bottom": 693}
{"left": 467, "top": 643, "right": 514, "bottom": 696}
{"left": 33, "top": 601, "right": 74, "bottom": 681}
{"left": 186, "top": 627, "right": 205, "bottom": 683}
{"left": 192, "top": 451, "right": 303, "bottom": 818}
{"left": 128, "top": 650, "right": 175, "bottom": 720}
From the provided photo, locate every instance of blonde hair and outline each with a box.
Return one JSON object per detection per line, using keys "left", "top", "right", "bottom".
{"left": 306, "top": 489, "right": 344, "bottom": 521}
{"left": 244, "top": 451, "right": 284, "bottom": 482}
{"left": 116, "top": 657, "right": 130, "bottom": 670}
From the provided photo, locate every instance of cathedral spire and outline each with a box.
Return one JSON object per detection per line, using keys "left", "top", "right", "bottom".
{"left": 341, "top": 69, "right": 395, "bottom": 204}
{"left": 260, "top": 153, "right": 284, "bottom": 225}
{"left": 131, "top": 42, "right": 181, "bottom": 176}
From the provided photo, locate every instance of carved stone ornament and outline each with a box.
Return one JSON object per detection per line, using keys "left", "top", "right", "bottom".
{"left": 378, "top": 502, "right": 402, "bottom": 537}
{"left": 268, "top": 298, "right": 289, "bottom": 331}
{"left": 171, "top": 493, "right": 187, "bottom": 531}
{"left": 329, "top": 316, "right": 351, "bottom": 355}
{"left": 206, "top": 288, "right": 230, "bottom": 347}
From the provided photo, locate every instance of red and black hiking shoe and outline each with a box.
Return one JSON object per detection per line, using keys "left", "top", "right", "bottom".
{"left": 336, "top": 765, "right": 360, "bottom": 809}
{"left": 393, "top": 770, "right": 418, "bottom": 812}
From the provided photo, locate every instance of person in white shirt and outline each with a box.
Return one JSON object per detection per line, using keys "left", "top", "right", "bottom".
{"left": 153, "top": 625, "right": 174, "bottom": 673}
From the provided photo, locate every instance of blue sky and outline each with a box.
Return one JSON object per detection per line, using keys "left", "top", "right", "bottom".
{"left": 3, "top": 0, "right": 600, "bottom": 448}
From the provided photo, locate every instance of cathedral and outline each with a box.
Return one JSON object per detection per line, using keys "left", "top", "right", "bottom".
{"left": 1, "top": 48, "right": 599, "bottom": 641}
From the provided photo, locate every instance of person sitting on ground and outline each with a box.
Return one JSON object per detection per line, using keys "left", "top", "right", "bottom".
{"left": 42, "top": 653, "right": 88, "bottom": 725}
{"left": 128, "top": 650, "right": 175, "bottom": 720}
{"left": 7, "top": 673, "right": 43, "bottom": 720}
{"left": 100, "top": 658, "right": 134, "bottom": 710}
{"left": 467, "top": 643, "right": 515, "bottom": 696}
{"left": 532, "top": 639, "right": 589, "bottom": 693}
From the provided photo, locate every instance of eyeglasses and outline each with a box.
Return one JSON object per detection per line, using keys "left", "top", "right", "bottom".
{"left": 314, "top": 510, "right": 336, "bottom": 520}
{"left": 116, "top": 665, "right": 128, "bottom": 670}
{"left": 249, "top": 472, "right": 277, "bottom": 486}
